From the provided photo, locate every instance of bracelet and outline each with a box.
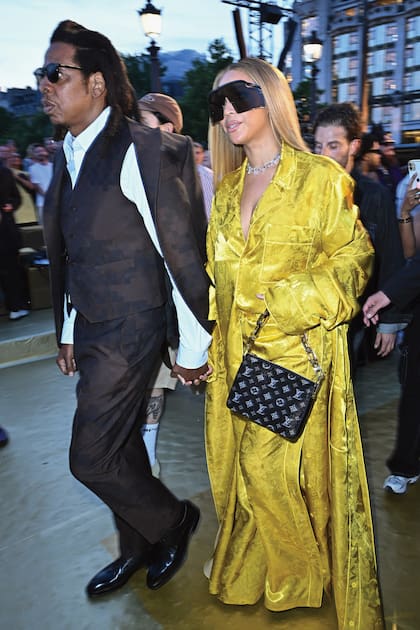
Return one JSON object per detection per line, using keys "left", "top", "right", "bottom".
{"left": 398, "top": 216, "right": 413, "bottom": 223}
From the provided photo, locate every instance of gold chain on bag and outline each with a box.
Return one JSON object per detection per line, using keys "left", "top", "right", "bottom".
{"left": 244, "top": 309, "right": 324, "bottom": 396}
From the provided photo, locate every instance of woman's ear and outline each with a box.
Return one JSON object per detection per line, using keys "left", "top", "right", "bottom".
{"left": 160, "top": 121, "right": 175, "bottom": 134}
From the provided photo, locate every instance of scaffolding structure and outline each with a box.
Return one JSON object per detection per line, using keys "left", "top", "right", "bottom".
{"left": 222, "top": 1, "right": 292, "bottom": 61}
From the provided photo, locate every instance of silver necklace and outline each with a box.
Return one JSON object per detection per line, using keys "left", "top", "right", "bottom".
{"left": 246, "top": 152, "right": 281, "bottom": 175}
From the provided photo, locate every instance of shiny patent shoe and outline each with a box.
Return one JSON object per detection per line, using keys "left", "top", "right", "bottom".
{"left": 86, "top": 556, "right": 147, "bottom": 597}
{"left": 146, "top": 500, "right": 200, "bottom": 590}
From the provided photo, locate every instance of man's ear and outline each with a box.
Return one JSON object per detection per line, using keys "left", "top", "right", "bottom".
{"left": 90, "top": 72, "right": 106, "bottom": 98}
{"left": 350, "top": 138, "right": 361, "bottom": 159}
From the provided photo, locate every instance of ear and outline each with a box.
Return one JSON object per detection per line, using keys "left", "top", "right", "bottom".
{"left": 90, "top": 72, "right": 106, "bottom": 99}
{"left": 160, "top": 121, "right": 175, "bottom": 134}
{"left": 350, "top": 138, "right": 361, "bottom": 159}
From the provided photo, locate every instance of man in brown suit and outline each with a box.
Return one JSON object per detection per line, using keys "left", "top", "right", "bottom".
{"left": 36, "top": 20, "right": 212, "bottom": 597}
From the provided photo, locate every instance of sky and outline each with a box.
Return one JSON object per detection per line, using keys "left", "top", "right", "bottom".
{"left": 0, "top": 0, "right": 245, "bottom": 91}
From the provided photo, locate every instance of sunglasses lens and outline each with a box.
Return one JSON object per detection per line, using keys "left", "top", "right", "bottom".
{"left": 46, "top": 63, "right": 60, "bottom": 83}
{"left": 208, "top": 80, "right": 265, "bottom": 124}
{"left": 34, "top": 63, "right": 60, "bottom": 84}
{"left": 209, "top": 104, "right": 224, "bottom": 124}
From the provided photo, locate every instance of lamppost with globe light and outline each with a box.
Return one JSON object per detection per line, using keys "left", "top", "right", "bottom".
{"left": 138, "top": 1, "right": 162, "bottom": 92}
{"left": 303, "top": 30, "right": 323, "bottom": 125}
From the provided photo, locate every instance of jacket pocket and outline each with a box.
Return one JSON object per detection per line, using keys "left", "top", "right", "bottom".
{"left": 259, "top": 225, "right": 314, "bottom": 283}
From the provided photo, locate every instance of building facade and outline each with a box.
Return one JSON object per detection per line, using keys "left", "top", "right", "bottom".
{"left": 0, "top": 87, "right": 41, "bottom": 118}
{"left": 289, "top": 0, "right": 419, "bottom": 144}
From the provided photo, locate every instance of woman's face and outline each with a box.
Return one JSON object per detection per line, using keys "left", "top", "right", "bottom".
{"left": 217, "top": 69, "right": 269, "bottom": 147}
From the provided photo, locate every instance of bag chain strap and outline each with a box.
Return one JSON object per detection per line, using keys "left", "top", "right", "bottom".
{"left": 244, "top": 309, "right": 324, "bottom": 392}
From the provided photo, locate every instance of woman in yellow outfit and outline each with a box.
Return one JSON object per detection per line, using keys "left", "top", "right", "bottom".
{"left": 205, "top": 57, "right": 384, "bottom": 629}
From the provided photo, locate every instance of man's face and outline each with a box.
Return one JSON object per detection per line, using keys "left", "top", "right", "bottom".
{"left": 364, "top": 141, "right": 382, "bottom": 171}
{"left": 140, "top": 110, "right": 161, "bottom": 129}
{"left": 0, "top": 146, "right": 10, "bottom": 164}
{"left": 314, "top": 125, "right": 356, "bottom": 172}
{"left": 380, "top": 133, "right": 396, "bottom": 158}
{"left": 38, "top": 42, "right": 105, "bottom": 136}
{"left": 194, "top": 145, "right": 204, "bottom": 165}
{"left": 33, "top": 147, "right": 49, "bottom": 163}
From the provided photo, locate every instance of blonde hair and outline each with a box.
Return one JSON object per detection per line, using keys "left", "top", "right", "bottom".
{"left": 208, "top": 57, "right": 308, "bottom": 184}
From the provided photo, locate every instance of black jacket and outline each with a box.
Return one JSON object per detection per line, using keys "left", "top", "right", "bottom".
{"left": 43, "top": 116, "right": 212, "bottom": 346}
{"left": 352, "top": 168, "right": 411, "bottom": 327}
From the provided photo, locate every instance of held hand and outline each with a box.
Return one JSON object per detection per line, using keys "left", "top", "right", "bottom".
{"left": 362, "top": 291, "right": 391, "bottom": 326}
{"left": 56, "top": 343, "right": 77, "bottom": 376}
{"left": 171, "top": 362, "right": 213, "bottom": 386}
{"left": 373, "top": 332, "right": 396, "bottom": 357}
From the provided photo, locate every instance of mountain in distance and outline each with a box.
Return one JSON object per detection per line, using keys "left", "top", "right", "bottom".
{"left": 160, "top": 49, "right": 206, "bottom": 81}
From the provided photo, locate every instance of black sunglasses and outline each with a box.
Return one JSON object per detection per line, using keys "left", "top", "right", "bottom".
{"left": 33, "top": 62, "right": 83, "bottom": 84}
{"left": 208, "top": 80, "right": 265, "bottom": 124}
{"left": 367, "top": 149, "right": 382, "bottom": 155}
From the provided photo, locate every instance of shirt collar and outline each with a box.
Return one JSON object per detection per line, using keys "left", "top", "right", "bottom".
{"left": 63, "top": 106, "right": 111, "bottom": 155}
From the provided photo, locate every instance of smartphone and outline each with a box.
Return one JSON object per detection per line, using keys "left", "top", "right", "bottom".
{"left": 408, "top": 160, "right": 420, "bottom": 188}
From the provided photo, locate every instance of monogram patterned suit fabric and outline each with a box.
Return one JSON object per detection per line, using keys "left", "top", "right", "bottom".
{"left": 43, "top": 118, "right": 212, "bottom": 345}
{"left": 59, "top": 121, "right": 166, "bottom": 323}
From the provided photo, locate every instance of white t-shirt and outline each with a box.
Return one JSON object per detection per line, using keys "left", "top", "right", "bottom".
{"left": 28, "top": 161, "right": 53, "bottom": 209}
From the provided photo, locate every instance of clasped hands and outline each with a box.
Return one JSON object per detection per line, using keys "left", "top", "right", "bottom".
{"left": 171, "top": 362, "right": 213, "bottom": 386}
{"left": 57, "top": 343, "right": 213, "bottom": 386}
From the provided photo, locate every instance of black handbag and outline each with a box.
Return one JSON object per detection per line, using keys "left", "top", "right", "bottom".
{"left": 227, "top": 310, "right": 324, "bottom": 441}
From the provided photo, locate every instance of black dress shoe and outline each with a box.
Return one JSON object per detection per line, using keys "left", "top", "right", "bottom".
{"left": 147, "top": 500, "right": 200, "bottom": 590}
{"left": 86, "top": 556, "right": 147, "bottom": 597}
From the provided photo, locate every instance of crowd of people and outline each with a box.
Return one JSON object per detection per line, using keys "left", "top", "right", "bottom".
{"left": 2, "top": 16, "right": 420, "bottom": 630}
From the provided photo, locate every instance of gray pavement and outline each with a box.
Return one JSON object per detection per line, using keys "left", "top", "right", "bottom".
{"left": 1, "top": 311, "right": 420, "bottom": 629}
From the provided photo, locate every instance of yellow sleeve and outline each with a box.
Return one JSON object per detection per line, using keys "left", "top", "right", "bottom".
{"left": 265, "top": 172, "right": 374, "bottom": 334}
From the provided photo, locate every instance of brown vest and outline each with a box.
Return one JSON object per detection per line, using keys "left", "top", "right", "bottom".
{"left": 59, "top": 121, "right": 166, "bottom": 322}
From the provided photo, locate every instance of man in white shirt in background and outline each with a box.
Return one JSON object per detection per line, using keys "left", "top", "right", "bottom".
{"left": 193, "top": 141, "right": 214, "bottom": 220}
{"left": 28, "top": 145, "right": 53, "bottom": 223}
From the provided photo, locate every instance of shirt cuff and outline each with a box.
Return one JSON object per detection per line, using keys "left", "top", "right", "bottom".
{"left": 61, "top": 303, "right": 76, "bottom": 344}
{"left": 176, "top": 343, "right": 209, "bottom": 369}
{"left": 376, "top": 322, "right": 408, "bottom": 334}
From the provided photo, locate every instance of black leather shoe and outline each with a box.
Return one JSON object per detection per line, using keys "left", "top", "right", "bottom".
{"left": 86, "top": 556, "right": 147, "bottom": 597}
{"left": 147, "top": 500, "right": 200, "bottom": 590}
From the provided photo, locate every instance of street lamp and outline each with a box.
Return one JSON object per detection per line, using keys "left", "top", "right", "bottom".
{"left": 138, "top": 1, "right": 162, "bottom": 92}
{"left": 303, "top": 30, "right": 323, "bottom": 125}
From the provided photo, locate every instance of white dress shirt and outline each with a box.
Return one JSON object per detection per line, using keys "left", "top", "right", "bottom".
{"left": 61, "top": 107, "right": 211, "bottom": 368}
{"left": 197, "top": 164, "right": 214, "bottom": 220}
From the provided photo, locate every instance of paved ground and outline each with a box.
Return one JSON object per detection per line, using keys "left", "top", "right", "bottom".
{"left": 1, "top": 310, "right": 419, "bottom": 629}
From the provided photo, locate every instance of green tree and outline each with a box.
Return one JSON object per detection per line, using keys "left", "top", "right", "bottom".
{"left": 292, "top": 79, "right": 312, "bottom": 121}
{"left": 0, "top": 107, "right": 53, "bottom": 154}
{"left": 180, "top": 39, "right": 234, "bottom": 144}
{"left": 0, "top": 107, "right": 16, "bottom": 142}
{"left": 121, "top": 53, "right": 167, "bottom": 98}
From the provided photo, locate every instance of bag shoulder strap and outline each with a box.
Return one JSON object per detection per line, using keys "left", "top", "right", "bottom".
{"left": 244, "top": 310, "right": 324, "bottom": 389}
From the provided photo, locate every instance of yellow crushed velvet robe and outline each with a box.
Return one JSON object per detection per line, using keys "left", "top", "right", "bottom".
{"left": 205, "top": 142, "right": 384, "bottom": 630}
